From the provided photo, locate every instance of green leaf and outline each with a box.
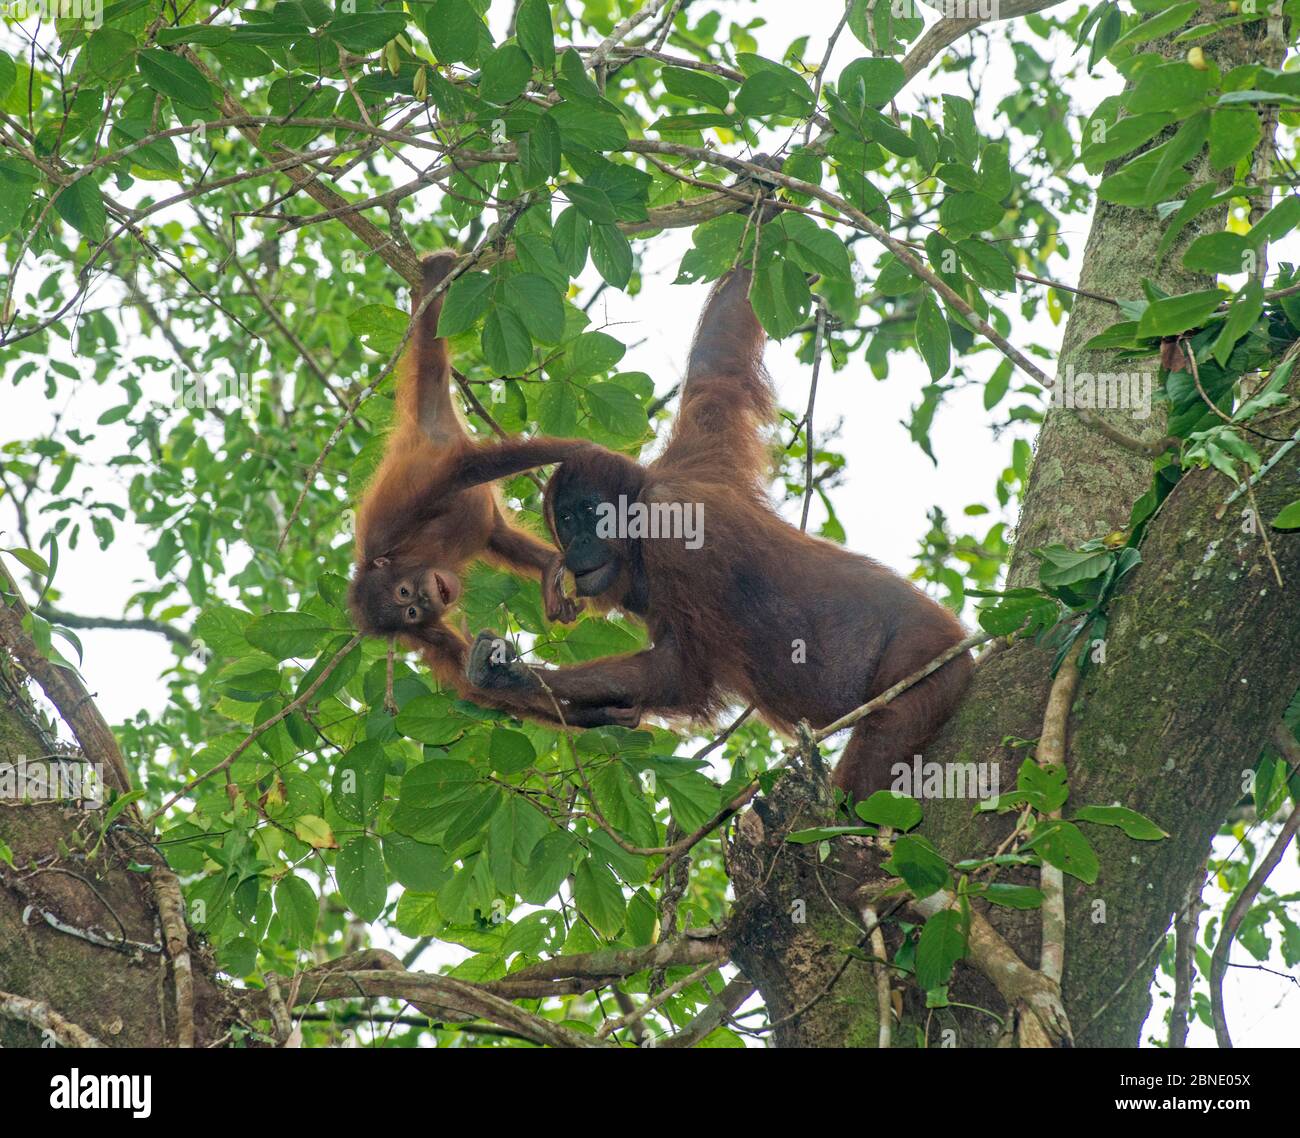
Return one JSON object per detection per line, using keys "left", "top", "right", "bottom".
{"left": 1212, "top": 280, "right": 1264, "bottom": 366}
{"left": 914, "top": 293, "right": 951, "bottom": 380}
{"left": 735, "top": 67, "right": 812, "bottom": 117}
{"left": 585, "top": 382, "right": 646, "bottom": 438}
{"left": 568, "top": 331, "right": 625, "bottom": 376}
{"left": 956, "top": 239, "right": 1014, "bottom": 291}
{"left": 1106, "top": 2, "right": 1198, "bottom": 56}
{"left": 275, "top": 875, "right": 318, "bottom": 946}
{"left": 661, "top": 771, "right": 722, "bottom": 832}
{"left": 0, "top": 160, "right": 36, "bottom": 237}
{"left": 488, "top": 728, "right": 536, "bottom": 775}
{"left": 3, "top": 546, "right": 51, "bottom": 576}
{"left": 565, "top": 182, "right": 617, "bottom": 223}
{"left": 1273, "top": 500, "right": 1300, "bottom": 530}
{"left": 1026, "top": 820, "right": 1099, "bottom": 883}
{"left": 553, "top": 206, "right": 590, "bottom": 277}
{"left": 85, "top": 29, "right": 138, "bottom": 82}
{"left": 479, "top": 43, "right": 532, "bottom": 105}
{"left": 1182, "top": 231, "right": 1250, "bottom": 275}
{"left": 394, "top": 890, "right": 442, "bottom": 937}
{"left": 1073, "top": 804, "right": 1169, "bottom": 840}
{"left": 438, "top": 271, "right": 493, "bottom": 336}
{"left": 1016, "top": 758, "right": 1069, "bottom": 812}
{"left": 348, "top": 304, "right": 407, "bottom": 354}
{"left": 786, "top": 825, "right": 877, "bottom": 843}
{"left": 1145, "top": 111, "right": 1210, "bottom": 203}
{"left": 1098, "top": 146, "right": 1190, "bottom": 208}
{"left": 332, "top": 740, "right": 388, "bottom": 824}
{"left": 110, "top": 118, "right": 180, "bottom": 176}
{"left": 856, "top": 105, "right": 917, "bottom": 158}
{"left": 194, "top": 603, "right": 252, "bottom": 658}
{"left": 395, "top": 694, "right": 465, "bottom": 745}
{"left": 520, "top": 831, "right": 579, "bottom": 903}
{"left": 245, "top": 611, "right": 330, "bottom": 659}
{"left": 1209, "top": 107, "right": 1262, "bottom": 171}
{"left": 424, "top": 0, "right": 480, "bottom": 64}
{"left": 884, "top": 834, "right": 950, "bottom": 900}
{"left": 662, "top": 66, "right": 732, "bottom": 111}
{"left": 327, "top": 12, "right": 407, "bottom": 52}
{"left": 488, "top": 796, "right": 550, "bottom": 893}
{"left": 915, "top": 908, "right": 967, "bottom": 991}
{"left": 337, "top": 836, "right": 387, "bottom": 923}
{"left": 52, "top": 177, "right": 106, "bottom": 242}
{"left": 384, "top": 834, "right": 448, "bottom": 893}
{"left": 505, "top": 274, "right": 565, "bottom": 343}
{"left": 1157, "top": 183, "right": 1231, "bottom": 265}
{"left": 536, "top": 377, "right": 578, "bottom": 435}
{"left": 942, "top": 94, "right": 979, "bottom": 162}
{"left": 780, "top": 214, "right": 851, "bottom": 280}
{"left": 875, "top": 255, "right": 922, "bottom": 296}
{"left": 0, "top": 52, "right": 14, "bottom": 103}
{"left": 982, "top": 884, "right": 1045, "bottom": 910}
{"left": 518, "top": 113, "right": 560, "bottom": 187}
{"left": 590, "top": 223, "right": 633, "bottom": 289}
{"left": 838, "top": 57, "right": 905, "bottom": 108}
{"left": 516, "top": 0, "right": 556, "bottom": 71}
{"left": 102, "top": 789, "right": 146, "bottom": 829}
{"left": 939, "top": 192, "right": 1004, "bottom": 235}
{"left": 1247, "top": 194, "right": 1300, "bottom": 248}
{"left": 210, "top": 42, "right": 274, "bottom": 79}
{"left": 1125, "top": 61, "right": 1213, "bottom": 114}
{"left": 550, "top": 47, "right": 603, "bottom": 105}
{"left": 1080, "top": 110, "right": 1173, "bottom": 174}
{"left": 651, "top": 112, "right": 736, "bottom": 132}
{"left": 1035, "top": 544, "right": 1113, "bottom": 588}
{"left": 482, "top": 306, "right": 533, "bottom": 374}
{"left": 573, "top": 858, "right": 625, "bottom": 937}
{"left": 855, "top": 791, "right": 922, "bottom": 831}
{"left": 984, "top": 360, "right": 1013, "bottom": 410}
{"left": 676, "top": 213, "right": 749, "bottom": 284}
{"left": 137, "top": 49, "right": 214, "bottom": 110}
{"left": 1135, "top": 288, "right": 1225, "bottom": 338}
{"left": 552, "top": 101, "right": 627, "bottom": 152}
{"left": 750, "top": 257, "right": 809, "bottom": 339}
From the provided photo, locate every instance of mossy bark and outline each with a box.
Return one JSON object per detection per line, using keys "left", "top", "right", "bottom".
{"left": 0, "top": 689, "right": 234, "bottom": 1047}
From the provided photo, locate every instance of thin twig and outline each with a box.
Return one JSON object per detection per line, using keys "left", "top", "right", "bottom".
{"left": 812, "top": 629, "right": 992, "bottom": 742}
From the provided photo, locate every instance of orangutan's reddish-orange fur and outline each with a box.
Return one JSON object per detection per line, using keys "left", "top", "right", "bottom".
{"left": 348, "top": 251, "right": 632, "bottom": 728}
{"left": 467, "top": 267, "right": 973, "bottom": 798}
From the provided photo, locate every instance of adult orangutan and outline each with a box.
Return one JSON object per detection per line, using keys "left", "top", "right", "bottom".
{"left": 466, "top": 264, "right": 974, "bottom": 798}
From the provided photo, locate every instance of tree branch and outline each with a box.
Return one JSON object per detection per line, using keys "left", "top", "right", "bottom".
{"left": 1209, "top": 722, "right": 1300, "bottom": 1048}
{"left": 34, "top": 605, "right": 189, "bottom": 650}
{"left": 0, "top": 990, "right": 106, "bottom": 1047}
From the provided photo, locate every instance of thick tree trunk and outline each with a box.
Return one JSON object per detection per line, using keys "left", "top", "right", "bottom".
{"left": 729, "top": 22, "right": 1296, "bottom": 1047}
{"left": 0, "top": 690, "right": 235, "bottom": 1047}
